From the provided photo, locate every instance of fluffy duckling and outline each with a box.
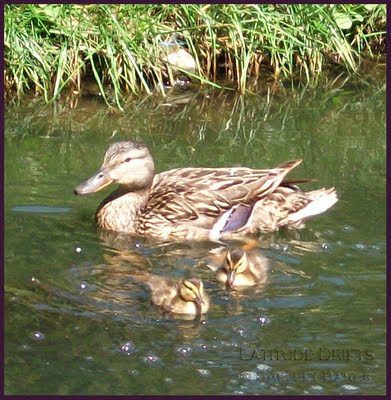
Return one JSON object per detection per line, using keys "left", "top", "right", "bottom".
{"left": 216, "top": 248, "right": 269, "bottom": 289}
{"left": 130, "top": 273, "right": 209, "bottom": 315}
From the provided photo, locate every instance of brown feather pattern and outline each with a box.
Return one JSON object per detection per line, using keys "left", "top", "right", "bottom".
{"left": 74, "top": 141, "right": 338, "bottom": 240}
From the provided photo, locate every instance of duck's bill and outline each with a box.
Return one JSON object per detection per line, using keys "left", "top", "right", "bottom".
{"left": 195, "top": 297, "right": 205, "bottom": 314}
{"left": 74, "top": 171, "right": 113, "bottom": 195}
{"left": 227, "top": 271, "right": 236, "bottom": 289}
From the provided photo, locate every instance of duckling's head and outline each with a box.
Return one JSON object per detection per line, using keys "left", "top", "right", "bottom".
{"left": 224, "top": 248, "right": 249, "bottom": 289}
{"left": 74, "top": 141, "right": 154, "bottom": 195}
{"left": 179, "top": 278, "right": 207, "bottom": 313}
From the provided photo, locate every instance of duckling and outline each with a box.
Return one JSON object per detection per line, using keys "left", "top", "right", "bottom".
{"left": 216, "top": 248, "right": 269, "bottom": 289}
{"left": 130, "top": 273, "right": 209, "bottom": 315}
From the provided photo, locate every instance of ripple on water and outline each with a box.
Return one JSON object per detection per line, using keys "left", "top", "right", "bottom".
{"left": 130, "top": 369, "right": 140, "bottom": 376}
{"left": 256, "top": 363, "right": 271, "bottom": 371}
{"left": 239, "top": 371, "right": 258, "bottom": 381}
{"left": 342, "top": 225, "right": 354, "bottom": 232}
{"left": 352, "top": 243, "right": 371, "bottom": 252}
{"left": 341, "top": 384, "right": 360, "bottom": 391}
{"left": 197, "top": 368, "right": 211, "bottom": 377}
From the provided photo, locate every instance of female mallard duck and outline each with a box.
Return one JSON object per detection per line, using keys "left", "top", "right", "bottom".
{"left": 129, "top": 273, "right": 209, "bottom": 315}
{"left": 74, "top": 141, "right": 338, "bottom": 241}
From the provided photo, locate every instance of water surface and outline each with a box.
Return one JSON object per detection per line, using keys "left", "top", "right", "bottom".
{"left": 5, "top": 76, "right": 386, "bottom": 395}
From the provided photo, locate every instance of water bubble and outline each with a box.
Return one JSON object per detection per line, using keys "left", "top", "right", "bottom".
{"left": 79, "top": 282, "right": 88, "bottom": 290}
{"left": 341, "top": 384, "right": 359, "bottom": 391}
{"left": 280, "top": 244, "right": 289, "bottom": 253}
{"left": 321, "top": 243, "right": 330, "bottom": 251}
{"left": 75, "top": 246, "right": 82, "bottom": 253}
{"left": 197, "top": 369, "right": 211, "bottom": 377}
{"left": 257, "top": 314, "right": 270, "bottom": 326}
{"left": 129, "top": 369, "right": 139, "bottom": 376}
{"left": 236, "top": 327, "right": 246, "bottom": 337}
{"left": 342, "top": 225, "right": 353, "bottom": 232}
{"left": 31, "top": 331, "right": 45, "bottom": 341}
{"left": 143, "top": 353, "right": 161, "bottom": 365}
{"left": 239, "top": 371, "right": 258, "bottom": 380}
{"left": 175, "top": 345, "right": 192, "bottom": 356}
{"left": 164, "top": 377, "right": 173, "bottom": 384}
{"left": 85, "top": 356, "right": 94, "bottom": 362}
{"left": 121, "top": 341, "right": 136, "bottom": 355}
{"left": 311, "top": 385, "right": 323, "bottom": 391}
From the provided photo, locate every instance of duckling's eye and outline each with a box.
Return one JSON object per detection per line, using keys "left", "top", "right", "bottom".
{"left": 236, "top": 261, "right": 244, "bottom": 273}
{"left": 124, "top": 157, "right": 132, "bottom": 163}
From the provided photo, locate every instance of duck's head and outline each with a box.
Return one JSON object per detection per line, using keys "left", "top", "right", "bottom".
{"left": 224, "top": 248, "right": 249, "bottom": 289}
{"left": 179, "top": 278, "right": 208, "bottom": 314}
{"left": 74, "top": 141, "right": 154, "bottom": 195}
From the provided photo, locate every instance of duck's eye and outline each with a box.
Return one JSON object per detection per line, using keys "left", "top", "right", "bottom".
{"left": 124, "top": 157, "right": 132, "bottom": 163}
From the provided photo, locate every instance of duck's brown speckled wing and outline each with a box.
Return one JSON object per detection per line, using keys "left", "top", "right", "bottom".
{"left": 143, "top": 160, "right": 302, "bottom": 228}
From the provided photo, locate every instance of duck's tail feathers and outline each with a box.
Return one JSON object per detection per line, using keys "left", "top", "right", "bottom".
{"left": 284, "top": 187, "right": 338, "bottom": 224}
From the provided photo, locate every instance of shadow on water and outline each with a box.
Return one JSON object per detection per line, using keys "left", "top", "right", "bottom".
{"left": 4, "top": 74, "right": 386, "bottom": 395}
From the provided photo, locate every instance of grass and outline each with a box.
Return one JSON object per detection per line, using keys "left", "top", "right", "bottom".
{"left": 4, "top": 4, "right": 386, "bottom": 107}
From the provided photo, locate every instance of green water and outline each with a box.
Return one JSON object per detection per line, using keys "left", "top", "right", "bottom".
{"left": 4, "top": 77, "right": 386, "bottom": 395}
